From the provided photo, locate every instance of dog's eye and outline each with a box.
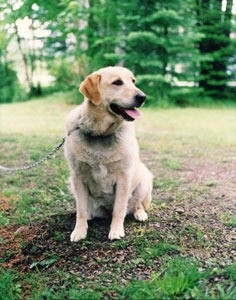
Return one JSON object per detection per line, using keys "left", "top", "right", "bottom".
{"left": 132, "top": 79, "right": 136, "bottom": 83}
{"left": 112, "top": 79, "right": 123, "bottom": 86}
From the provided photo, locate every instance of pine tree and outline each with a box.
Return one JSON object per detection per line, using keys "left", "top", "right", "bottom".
{"left": 196, "top": 0, "right": 235, "bottom": 97}
{"left": 120, "top": 0, "right": 202, "bottom": 104}
{"left": 85, "top": 0, "right": 121, "bottom": 71}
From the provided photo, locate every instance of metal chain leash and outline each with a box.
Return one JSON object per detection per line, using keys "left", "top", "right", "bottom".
{"left": 0, "top": 138, "right": 65, "bottom": 174}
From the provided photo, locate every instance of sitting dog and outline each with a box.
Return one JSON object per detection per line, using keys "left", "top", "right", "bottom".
{"left": 64, "top": 66, "right": 153, "bottom": 241}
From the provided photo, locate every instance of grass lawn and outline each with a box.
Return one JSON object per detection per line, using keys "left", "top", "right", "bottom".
{"left": 0, "top": 93, "right": 236, "bottom": 299}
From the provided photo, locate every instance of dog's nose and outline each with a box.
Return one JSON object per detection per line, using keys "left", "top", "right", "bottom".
{"left": 135, "top": 93, "right": 146, "bottom": 106}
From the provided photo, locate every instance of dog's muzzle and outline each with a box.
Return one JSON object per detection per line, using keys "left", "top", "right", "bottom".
{"left": 110, "top": 92, "right": 146, "bottom": 122}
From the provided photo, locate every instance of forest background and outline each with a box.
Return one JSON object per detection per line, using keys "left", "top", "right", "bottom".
{"left": 0, "top": 0, "right": 235, "bottom": 106}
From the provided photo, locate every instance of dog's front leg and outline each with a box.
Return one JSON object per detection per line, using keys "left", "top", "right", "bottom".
{"left": 109, "top": 174, "right": 130, "bottom": 240}
{"left": 70, "top": 176, "right": 89, "bottom": 242}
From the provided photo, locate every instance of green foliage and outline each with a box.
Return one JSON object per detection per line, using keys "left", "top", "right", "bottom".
{"left": 149, "top": 9, "right": 181, "bottom": 26}
{"left": 122, "top": 258, "right": 205, "bottom": 299}
{"left": 140, "top": 242, "right": 179, "bottom": 264}
{"left": 0, "top": 63, "right": 15, "bottom": 103}
{"left": 0, "top": 269, "right": 22, "bottom": 300}
{"left": 161, "top": 158, "right": 182, "bottom": 171}
{"left": 49, "top": 58, "right": 79, "bottom": 91}
{"left": 224, "top": 263, "right": 236, "bottom": 281}
{"left": 219, "top": 213, "right": 236, "bottom": 227}
{"left": 196, "top": 0, "right": 236, "bottom": 96}
{"left": 169, "top": 87, "right": 210, "bottom": 106}
{"left": 0, "top": 22, "right": 27, "bottom": 102}
{"left": 0, "top": 63, "right": 27, "bottom": 103}
{"left": 35, "top": 287, "right": 103, "bottom": 300}
{"left": 0, "top": 0, "right": 235, "bottom": 104}
{"left": 127, "top": 32, "right": 159, "bottom": 46}
{"left": 153, "top": 259, "right": 204, "bottom": 297}
{"left": 68, "top": 289, "right": 103, "bottom": 300}
{"left": 30, "top": 257, "right": 58, "bottom": 270}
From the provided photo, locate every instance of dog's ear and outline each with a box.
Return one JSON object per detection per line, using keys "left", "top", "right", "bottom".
{"left": 79, "top": 73, "right": 101, "bottom": 105}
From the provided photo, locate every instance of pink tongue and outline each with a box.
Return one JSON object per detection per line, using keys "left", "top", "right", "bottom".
{"left": 123, "top": 108, "right": 141, "bottom": 119}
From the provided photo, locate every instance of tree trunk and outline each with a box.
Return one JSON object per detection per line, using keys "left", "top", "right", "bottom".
{"left": 14, "top": 23, "right": 33, "bottom": 95}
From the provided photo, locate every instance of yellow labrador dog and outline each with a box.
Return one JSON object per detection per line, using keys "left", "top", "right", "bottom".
{"left": 65, "top": 66, "right": 153, "bottom": 241}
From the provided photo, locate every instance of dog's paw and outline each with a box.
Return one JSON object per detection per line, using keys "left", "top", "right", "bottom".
{"left": 108, "top": 227, "right": 125, "bottom": 240}
{"left": 70, "top": 227, "right": 87, "bottom": 242}
{"left": 134, "top": 210, "right": 148, "bottom": 222}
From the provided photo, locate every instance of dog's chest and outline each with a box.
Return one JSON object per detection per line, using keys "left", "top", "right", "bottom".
{"left": 80, "top": 161, "right": 117, "bottom": 197}
{"left": 80, "top": 140, "right": 120, "bottom": 166}
{"left": 77, "top": 143, "right": 121, "bottom": 196}
{"left": 91, "top": 164, "right": 114, "bottom": 194}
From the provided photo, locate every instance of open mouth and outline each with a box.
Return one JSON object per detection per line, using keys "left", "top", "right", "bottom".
{"left": 109, "top": 103, "right": 141, "bottom": 121}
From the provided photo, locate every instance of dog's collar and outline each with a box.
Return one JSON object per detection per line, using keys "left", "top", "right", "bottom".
{"left": 68, "top": 125, "right": 117, "bottom": 140}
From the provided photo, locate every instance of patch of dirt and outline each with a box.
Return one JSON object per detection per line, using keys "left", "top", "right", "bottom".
{"left": 148, "top": 148, "right": 236, "bottom": 266}
{"left": 0, "top": 224, "right": 39, "bottom": 269}
{"left": 0, "top": 195, "right": 17, "bottom": 212}
{"left": 0, "top": 197, "right": 11, "bottom": 212}
{"left": 0, "top": 214, "right": 154, "bottom": 284}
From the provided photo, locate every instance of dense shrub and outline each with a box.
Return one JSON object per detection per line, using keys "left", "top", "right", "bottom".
{"left": 0, "top": 63, "right": 27, "bottom": 103}
{"left": 48, "top": 59, "right": 80, "bottom": 92}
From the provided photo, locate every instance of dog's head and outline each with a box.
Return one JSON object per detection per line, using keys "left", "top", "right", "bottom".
{"left": 79, "top": 66, "right": 146, "bottom": 122}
